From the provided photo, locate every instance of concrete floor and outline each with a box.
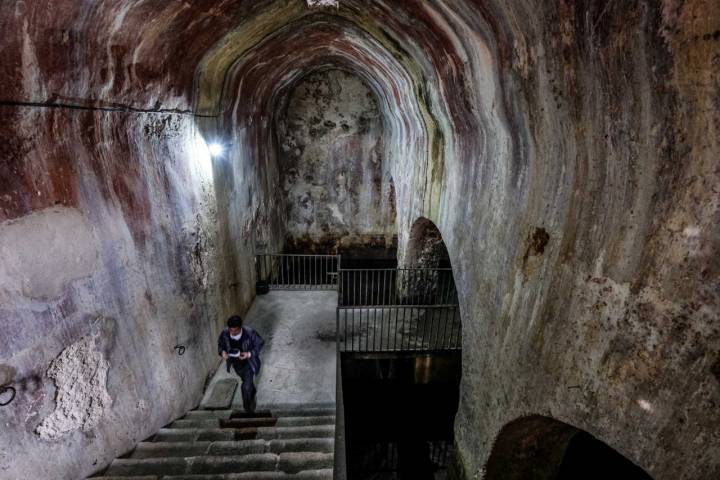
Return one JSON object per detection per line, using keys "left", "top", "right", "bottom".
{"left": 202, "top": 290, "right": 339, "bottom": 409}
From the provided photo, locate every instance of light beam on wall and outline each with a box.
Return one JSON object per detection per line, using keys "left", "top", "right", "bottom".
{"left": 191, "top": 135, "right": 214, "bottom": 180}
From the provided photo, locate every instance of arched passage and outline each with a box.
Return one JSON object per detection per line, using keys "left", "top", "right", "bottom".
{"left": 406, "top": 217, "right": 453, "bottom": 269}
{"left": 485, "top": 416, "right": 653, "bottom": 480}
{"left": 402, "top": 217, "right": 459, "bottom": 307}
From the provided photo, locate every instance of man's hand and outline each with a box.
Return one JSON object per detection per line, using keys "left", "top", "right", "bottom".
{"left": 222, "top": 351, "right": 229, "bottom": 360}
{"left": 239, "top": 352, "right": 251, "bottom": 360}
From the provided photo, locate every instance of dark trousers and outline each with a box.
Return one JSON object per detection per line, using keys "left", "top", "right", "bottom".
{"left": 229, "top": 360, "right": 256, "bottom": 412}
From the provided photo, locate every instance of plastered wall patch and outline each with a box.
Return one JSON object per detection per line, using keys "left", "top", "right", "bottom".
{"left": 36, "top": 335, "right": 111, "bottom": 440}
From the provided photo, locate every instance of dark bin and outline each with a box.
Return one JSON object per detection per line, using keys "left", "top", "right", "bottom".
{"left": 256, "top": 280, "right": 269, "bottom": 295}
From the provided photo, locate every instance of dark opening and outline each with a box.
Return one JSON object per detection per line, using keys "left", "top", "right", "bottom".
{"left": 484, "top": 415, "right": 654, "bottom": 480}
{"left": 341, "top": 217, "right": 461, "bottom": 479}
{"left": 343, "top": 352, "right": 460, "bottom": 480}
{"left": 558, "top": 431, "right": 653, "bottom": 479}
{"left": 405, "top": 217, "right": 452, "bottom": 269}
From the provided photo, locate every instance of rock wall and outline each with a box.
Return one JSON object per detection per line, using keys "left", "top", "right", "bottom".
{"left": 0, "top": 107, "right": 234, "bottom": 479}
{"left": 0, "top": 0, "right": 718, "bottom": 479}
{"left": 196, "top": 2, "right": 720, "bottom": 478}
{"left": 276, "top": 69, "right": 395, "bottom": 249}
{"left": 0, "top": 2, "right": 291, "bottom": 475}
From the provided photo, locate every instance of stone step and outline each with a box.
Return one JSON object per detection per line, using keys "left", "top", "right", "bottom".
{"left": 264, "top": 438, "right": 334, "bottom": 455}
{"left": 169, "top": 419, "right": 226, "bottom": 430}
{"left": 189, "top": 439, "right": 335, "bottom": 458}
{"left": 101, "top": 469, "right": 333, "bottom": 479}
{"left": 129, "top": 438, "right": 333, "bottom": 459}
{"left": 153, "top": 425, "right": 335, "bottom": 443}
{"left": 223, "top": 416, "right": 335, "bottom": 429}
{"left": 164, "top": 470, "right": 333, "bottom": 479}
{"left": 248, "top": 407, "right": 335, "bottom": 418}
{"left": 181, "top": 409, "right": 335, "bottom": 421}
{"left": 97, "top": 477, "right": 157, "bottom": 480}
{"left": 129, "top": 441, "right": 250, "bottom": 459}
{"left": 241, "top": 408, "right": 336, "bottom": 418}
{"left": 169, "top": 416, "right": 335, "bottom": 430}
{"left": 182, "top": 411, "right": 240, "bottom": 420}
{"left": 104, "top": 452, "right": 333, "bottom": 477}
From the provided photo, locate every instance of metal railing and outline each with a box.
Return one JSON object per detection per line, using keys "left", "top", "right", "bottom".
{"left": 336, "top": 266, "right": 460, "bottom": 353}
{"left": 255, "top": 254, "right": 340, "bottom": 290}
{"left": 339, "top": 268, "right": 457, "bottom": 306}
{"left": 337, "top": 304, "right": 461, "bottom": 352}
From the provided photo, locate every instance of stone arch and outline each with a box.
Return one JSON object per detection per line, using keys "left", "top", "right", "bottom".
{"left": 406, "top": 217, "right": 452, "bottom": 269}
{"left": 400, "top": 217, "right": 458, "bottom": 307}
{"left": 484, "top": 415, "right": 653, "bottom": 480}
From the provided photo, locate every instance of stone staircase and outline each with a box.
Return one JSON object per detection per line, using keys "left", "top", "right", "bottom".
{"left": 95, "top": 406, "right": 335, "bottom": 479}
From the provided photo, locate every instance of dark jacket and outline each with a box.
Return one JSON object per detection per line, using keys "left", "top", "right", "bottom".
{"left": 217, "top": 326, "right": 265, "bottom": 375}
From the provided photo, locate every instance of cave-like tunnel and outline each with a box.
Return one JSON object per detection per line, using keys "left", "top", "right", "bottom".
{"left": 0, "top": 1, "right": 718, "bottom": 479}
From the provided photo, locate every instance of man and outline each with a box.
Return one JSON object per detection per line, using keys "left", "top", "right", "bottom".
{"left": 217, "top": 315, "right": 265, "bottom": 413}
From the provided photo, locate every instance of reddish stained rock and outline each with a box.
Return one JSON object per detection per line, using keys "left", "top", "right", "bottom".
{"left": 0, "top": 108, "right": 79, "bottom": 222}
{"left": 0, "top": 1, "right": 717, "bottom": 479}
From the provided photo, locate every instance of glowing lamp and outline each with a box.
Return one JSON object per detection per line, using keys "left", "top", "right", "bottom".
{"left": 208, "top": 143, "right": 224, "bottom": 157}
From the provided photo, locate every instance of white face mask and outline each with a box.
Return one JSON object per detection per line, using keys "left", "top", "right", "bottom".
{"left": 230, "top": 330, "right": 242, "bottom": 341}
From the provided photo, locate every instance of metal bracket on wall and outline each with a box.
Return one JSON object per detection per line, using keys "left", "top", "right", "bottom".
{"left": 0, "top": 385, "right": 16, "bottom": 406}
{"left": 174, "top": 345, "right": 186, "bottom": 356}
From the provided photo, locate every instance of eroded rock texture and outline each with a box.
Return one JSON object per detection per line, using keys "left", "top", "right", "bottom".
{"left": 0, "top": 107, "right": 236, "bottom": 478}
{"left": 35, "top": 335, "right": 111, "bottom": 440}
{"left": 276, "top": 69, "right": 395, "bottom": 248}
{"left": 0, "top": 0, "right": 718, "bottom": 479}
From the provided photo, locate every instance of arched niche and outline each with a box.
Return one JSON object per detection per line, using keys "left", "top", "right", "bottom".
{"left": 485, "top": 415, "right": 653, "bottom": 480}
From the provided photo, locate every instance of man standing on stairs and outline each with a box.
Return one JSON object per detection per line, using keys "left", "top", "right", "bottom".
{"left": 217, "top": 315, "right": 265, "bottom": 413}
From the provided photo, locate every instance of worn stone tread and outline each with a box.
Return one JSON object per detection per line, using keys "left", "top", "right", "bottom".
{"left": 277, "top": 452, "right": 334, "bottom": 474}
{"left": 220, "top": 416, "right": 335, "bottom": 429}
{"left": 170, "top": 417, "right": 334, "bottom": 430}
{"left": 267, "top": 438, "right": 334, "bottom": 455}
{"left": 122, "top": 437, "right": 336, "bottom": 460}
{"left": 130, "top": 441, "right": 212, "bottom": 459}
{"left": 103, "top": 405, "right": 335, "bottom": 478}
{"left": 207, "top": 438, "right": 335, "bottom": 456}
{"left": 105, "top": 457, "right": 188, "bottom": 476}
{"left": 98, "top": 477, "right": 159, "bottom": 480}
{"left": 182, "top": 408, "right": 335, "bottom": 421}
{"left": 182, "top": 410, "right": 236, "bottom": 420}
{"left": 105, "top": 453, "right": 333, "bottom": 476}
{"left": 155, "top": 469, "right": 333, "bottom": 479}
{"left": 129, "top": 440, "right": 261, "bottom": 459}
{"left": 233, "top": 408, "right": 335, "bottom": 418}
{"left": 170, "top": 419, "right": 222, "bottom": 429}
{"left": 153, "top": 425, "right": 335, "bottom": 443}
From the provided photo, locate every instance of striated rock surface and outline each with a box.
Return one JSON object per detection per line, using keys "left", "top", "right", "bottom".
{"left": 0, "top": 0, "right": 717, "bottom": 479}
